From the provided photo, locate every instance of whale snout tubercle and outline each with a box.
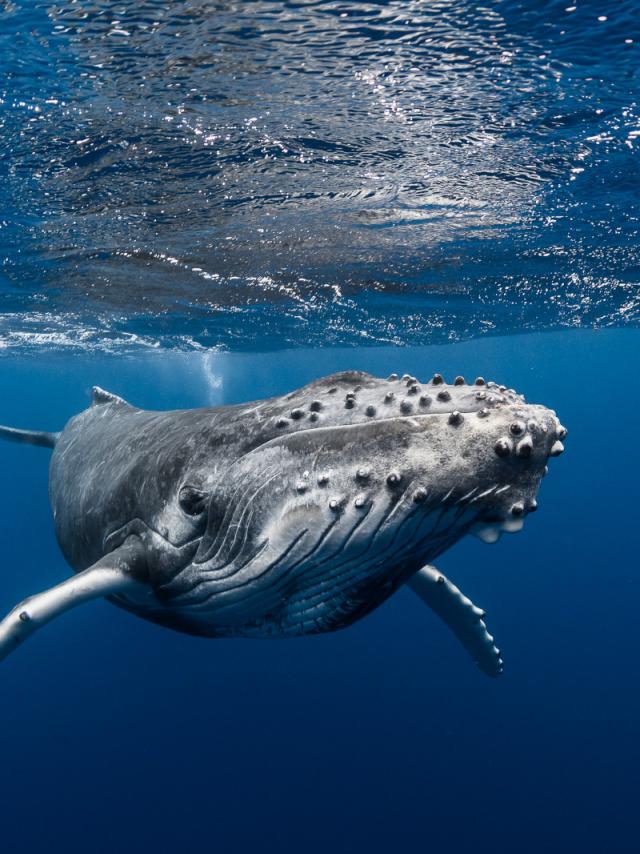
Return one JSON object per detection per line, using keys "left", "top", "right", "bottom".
{"left": 491, "top": 412, "right": 567, "bottom": 462}
{"left": 468, "top": 406, "right": 567, "bottom": 544}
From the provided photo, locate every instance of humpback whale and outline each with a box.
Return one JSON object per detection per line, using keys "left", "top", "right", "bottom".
{"left": 0, "top": 371, "right": 566, "bottom": 675}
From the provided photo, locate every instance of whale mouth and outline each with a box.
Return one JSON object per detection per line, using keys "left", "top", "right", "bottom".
{"left": 469, "top": 483, "right": 544, "bottom": 544}
{"left": 471, "top": 517, "right": 525, "bottom": 544}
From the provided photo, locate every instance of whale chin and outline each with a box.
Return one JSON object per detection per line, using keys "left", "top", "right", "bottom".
{"left": 471, "top": 517, "right": 525, "bottom": 544}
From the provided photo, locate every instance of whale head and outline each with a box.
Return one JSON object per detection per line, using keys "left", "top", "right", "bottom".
{"left": 156, "top": 372, "right": 565, "bottom": 636}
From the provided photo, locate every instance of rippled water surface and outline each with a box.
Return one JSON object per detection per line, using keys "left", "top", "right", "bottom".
{"left": 2, "top": 0, "right": 639, "bottom": 349}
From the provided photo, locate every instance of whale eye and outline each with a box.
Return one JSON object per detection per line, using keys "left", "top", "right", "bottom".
{"left": 178, "top": 485, "right": 208, "bottom": 516}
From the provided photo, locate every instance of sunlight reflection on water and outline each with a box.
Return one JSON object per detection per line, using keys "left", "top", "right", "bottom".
{"left": 1, "top": 0, "right": 639, "bottom": 350}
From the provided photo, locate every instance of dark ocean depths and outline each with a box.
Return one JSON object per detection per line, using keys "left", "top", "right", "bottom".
{"left": 1, "top": 2, "right": 639, "bottom": 853}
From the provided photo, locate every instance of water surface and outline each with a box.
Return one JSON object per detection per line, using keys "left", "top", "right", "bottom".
{"left": 2, "top": 0, "right": 639, "bottom": 348}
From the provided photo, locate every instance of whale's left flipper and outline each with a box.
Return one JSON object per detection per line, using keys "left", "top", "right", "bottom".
{"left": 0, "top": 538, "right": 146, "bottom": 662}
{"left": 407, "top": 565, "right": 504, "bottom": 677}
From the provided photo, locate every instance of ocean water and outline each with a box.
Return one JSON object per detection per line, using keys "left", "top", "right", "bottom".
{"left": 1, "top": 2, "right": 639, "bottom": 853}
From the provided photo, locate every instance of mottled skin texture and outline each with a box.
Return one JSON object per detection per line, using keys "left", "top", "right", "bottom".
{"left": 45, "top": 370, "right": 565, "bottom": 645}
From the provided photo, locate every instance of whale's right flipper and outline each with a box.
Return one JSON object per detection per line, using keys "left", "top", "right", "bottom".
{"left": 0, "top": 538, "right": 147, "bottom": 662}
{"left": 0, "top": 424, "right": 60, "bottom": 448}
{"left": 407, "top": 565, "right": 504, "bottom": 677}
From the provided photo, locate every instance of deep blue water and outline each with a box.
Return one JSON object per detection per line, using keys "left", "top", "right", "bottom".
{"left": 1, "top": 2, "right": 639, "bottom": 853}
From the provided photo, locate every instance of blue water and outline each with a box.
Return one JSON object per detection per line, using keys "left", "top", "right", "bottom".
{"left": 2, "top": 0, "right": 640, "bottom": 348}
{"left": 1, "top": 2, "right": 639, "bottom": 853}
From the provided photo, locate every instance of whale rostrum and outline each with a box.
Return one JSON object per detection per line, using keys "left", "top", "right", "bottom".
{"left": 0, "top": 370, "right": 567, "bottom": 676}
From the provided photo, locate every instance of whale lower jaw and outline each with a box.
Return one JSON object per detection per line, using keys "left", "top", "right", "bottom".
{"left": 470, "top": 517, "right": 525, "bottom": 544}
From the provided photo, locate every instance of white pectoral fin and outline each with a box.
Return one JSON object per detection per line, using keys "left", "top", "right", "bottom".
{"left": 407, "top": 565, "right": 504, "bottom": 677}
{"left": 0, "top": 539, "right": 146, "bottom": 662}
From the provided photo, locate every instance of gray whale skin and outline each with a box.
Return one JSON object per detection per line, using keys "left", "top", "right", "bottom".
{"left": 0, "top": 370, "right": 566, "bottom": 676}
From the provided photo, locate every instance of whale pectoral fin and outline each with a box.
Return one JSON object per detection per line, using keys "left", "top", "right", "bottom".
{"left": 406, "top": 565, "right": 504, "bottom": 678}
{"left": 0, "top": 425, "right": 59, "bottom": 448}
{"left": 0, "top": 538, "right": 146, "bottom": 662}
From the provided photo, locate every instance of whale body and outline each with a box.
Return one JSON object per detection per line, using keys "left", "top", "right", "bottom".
{"left": 0, "top": 370, "right": 566, "bottom": 675}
